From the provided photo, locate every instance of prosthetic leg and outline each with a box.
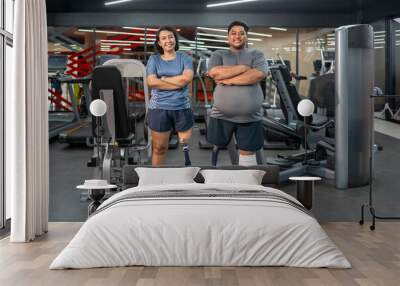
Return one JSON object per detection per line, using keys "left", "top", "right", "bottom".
{"left": 180, "top": 139, "right": 191, "bottom": 166}
{"left": 212, "top": 145, "right": 220, "bottom": 167}
{"left": 211, "top": 138, "right": 240, "bottom": 167}
{"left": 212, "top": 138, "right": 264, "bottom": 167}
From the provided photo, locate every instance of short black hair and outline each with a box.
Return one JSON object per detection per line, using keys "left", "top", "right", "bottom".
{"left": 155, "top": 26, "right": 180, "bottom": 54}
{"left": 227, "top": 21, "right": 249, "bottom": 34}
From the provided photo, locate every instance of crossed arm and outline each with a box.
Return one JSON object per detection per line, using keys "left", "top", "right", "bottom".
{"left": 208, "top": 65, "right": 266, "bottom": 85}
{"left": 147, "top": 69, "right": 194, "bottom": 90}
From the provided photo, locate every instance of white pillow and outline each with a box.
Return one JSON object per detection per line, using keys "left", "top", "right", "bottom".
{"left": 200, "top": 169, "right": 266, "bottom": 185}
{"left": 135, "top": 167, "right": 201, "bottom": 186}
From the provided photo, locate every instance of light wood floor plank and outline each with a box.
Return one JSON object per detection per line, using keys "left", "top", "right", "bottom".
{"left": 1, "top": 222, "right": 400, "bottom": 286}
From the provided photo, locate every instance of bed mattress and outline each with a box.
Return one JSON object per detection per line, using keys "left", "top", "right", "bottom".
{"left": 50, "top": 183, "right": 350, "bottom": 269}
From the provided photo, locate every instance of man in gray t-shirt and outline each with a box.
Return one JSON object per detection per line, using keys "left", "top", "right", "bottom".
{"left": 207, "top": 21, "right": 267, "bottom": 166}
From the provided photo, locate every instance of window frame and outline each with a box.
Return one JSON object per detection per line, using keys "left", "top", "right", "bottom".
{"left": 1, "top": 0, "right": 13, "bottom": 230}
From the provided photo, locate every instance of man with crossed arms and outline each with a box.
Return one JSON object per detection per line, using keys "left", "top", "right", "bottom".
{"left": 207, "top": 21, "right": 267, "bottom": 166}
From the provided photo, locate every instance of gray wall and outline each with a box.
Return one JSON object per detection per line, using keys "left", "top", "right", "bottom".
{"left": 47, "top": 12, "right": 358, "bottom": 28}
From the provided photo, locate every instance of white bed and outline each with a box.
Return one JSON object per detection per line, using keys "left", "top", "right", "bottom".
{"left": 50, "top": 183, "right": 350, "bottom": 269}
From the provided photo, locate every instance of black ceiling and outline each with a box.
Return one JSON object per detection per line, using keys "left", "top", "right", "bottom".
{"left": 47, "top": 0, "right": 360, "bottom": 13}
{"left": 46, "top": 0, "right": 400, "bottom": 27}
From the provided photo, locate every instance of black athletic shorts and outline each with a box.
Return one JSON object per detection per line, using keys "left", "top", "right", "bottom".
{"left": 147, "top": 108, "right": 194, "bottom": 132}
{"left": 207, "top": 118, "right": 264, "bottom": 151}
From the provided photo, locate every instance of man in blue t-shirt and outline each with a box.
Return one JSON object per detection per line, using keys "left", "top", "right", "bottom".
{"left": 146, "top": 26, "right": 194, "bottom": 166}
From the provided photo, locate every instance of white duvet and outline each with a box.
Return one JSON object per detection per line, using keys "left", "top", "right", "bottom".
{"left": 50, "top": 183, "right": 351, "bottom": 269}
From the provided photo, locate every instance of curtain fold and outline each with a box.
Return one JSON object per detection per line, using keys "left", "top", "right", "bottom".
{"left": 9, "top": 0, "right": 49, "bottom": 242}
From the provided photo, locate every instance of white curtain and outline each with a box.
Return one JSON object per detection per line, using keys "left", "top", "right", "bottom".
{"left": 7, "top": 0, "right": 49, "bottom": 242}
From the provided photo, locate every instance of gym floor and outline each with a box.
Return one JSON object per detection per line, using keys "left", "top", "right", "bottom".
{"left": 49, "top": 119, "right": 400, "bottom": 223}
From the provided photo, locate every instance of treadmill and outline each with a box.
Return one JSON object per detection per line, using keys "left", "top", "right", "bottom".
{"left": 48, "top": 55, "right": 83, "bottom": 139}
{"left": 57, "top": 76, "right": 93, "bottom": 146}
{"left": 48, "top": 74, "right": 81, "bottom": 139}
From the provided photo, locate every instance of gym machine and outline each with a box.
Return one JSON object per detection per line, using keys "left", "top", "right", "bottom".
{"left": 90, "top": 59, "right": 152, "bottom": 186}
{"left": 268, "top": 24, "right": 374, "bottom": 189}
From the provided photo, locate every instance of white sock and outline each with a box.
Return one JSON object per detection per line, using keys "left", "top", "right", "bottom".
{"left": 239, "top": 154, "right": 257, "bottom": 166}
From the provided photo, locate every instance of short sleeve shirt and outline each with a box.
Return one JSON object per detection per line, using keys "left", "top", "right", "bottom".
{"left": 146, "top": 52, "right": 193, "bottom": 110}
{"left": 207, "top": 48, "right": 267, "bottom": 122}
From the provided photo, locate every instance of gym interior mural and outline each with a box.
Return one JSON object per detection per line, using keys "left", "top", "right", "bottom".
{"left": 47, "top": 26, "right": 339, "bottom": 146}
{"left": 46, "top": 23, "right": 399, "bottom": 171}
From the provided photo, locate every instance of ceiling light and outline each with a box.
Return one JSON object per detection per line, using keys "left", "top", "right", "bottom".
{"left": 197, "top": 32, "right": 262, "bottom": 41}
{"left": 198, "top": 28, "right": 271, "bottom": 38}
{"left": 194, "top": 37, "right": 254, "bottom": 46}
{"left": 197, "top": 32, "right": 227, "bottom": 38}
{"left": 123, "top": 27, "right": 158, "bottom": 31}
{"left": 105, "top": 0, "right": 133, "bottom": 6}
{"left": 269, "top": 27, "right": 287, "bottom": 31}
{"left": 102, "top": 42, "right": 153, "bottom": 46}
{"left": 196, "top": 37, "right": 228, "bottom": 43}
{"left": 248, "top": 32, "right": 272, "bottom": 37}
{"left": 179, "top": 39, "right": 205, "bottom": 44}
{"left": 139, "top": 37, "right": 157, "bottom": 42}
{"left": 78, "top": 29, "right": 155, "bottom": 37}
{"left": 197, "top": 27, "right": 226, "bottom": 33}
{"left": 190, "top": 44, "right": 227, "bottom": 48}
{"left": 102, "top": 39, "right": 155, "bottom": 44}
{"left": 190, "top": 44, "right": 230, "bottom": 50}
{"left": 207, "top": 0, "right": 258, "bottom": 8}
{"left": 101, "top": 43, "right": 131, "bottom": 46}
{"left": 179, "top": 46, "right": 208, "bottom": 51}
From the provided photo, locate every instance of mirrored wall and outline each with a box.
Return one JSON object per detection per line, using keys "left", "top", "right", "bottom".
{"left": 47, "top": 26, "right": 339, "bottom": 113}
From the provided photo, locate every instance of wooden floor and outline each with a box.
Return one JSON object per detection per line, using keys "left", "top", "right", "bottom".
{"left": 0, "top": 222, "right": 399, "bottom": 286}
